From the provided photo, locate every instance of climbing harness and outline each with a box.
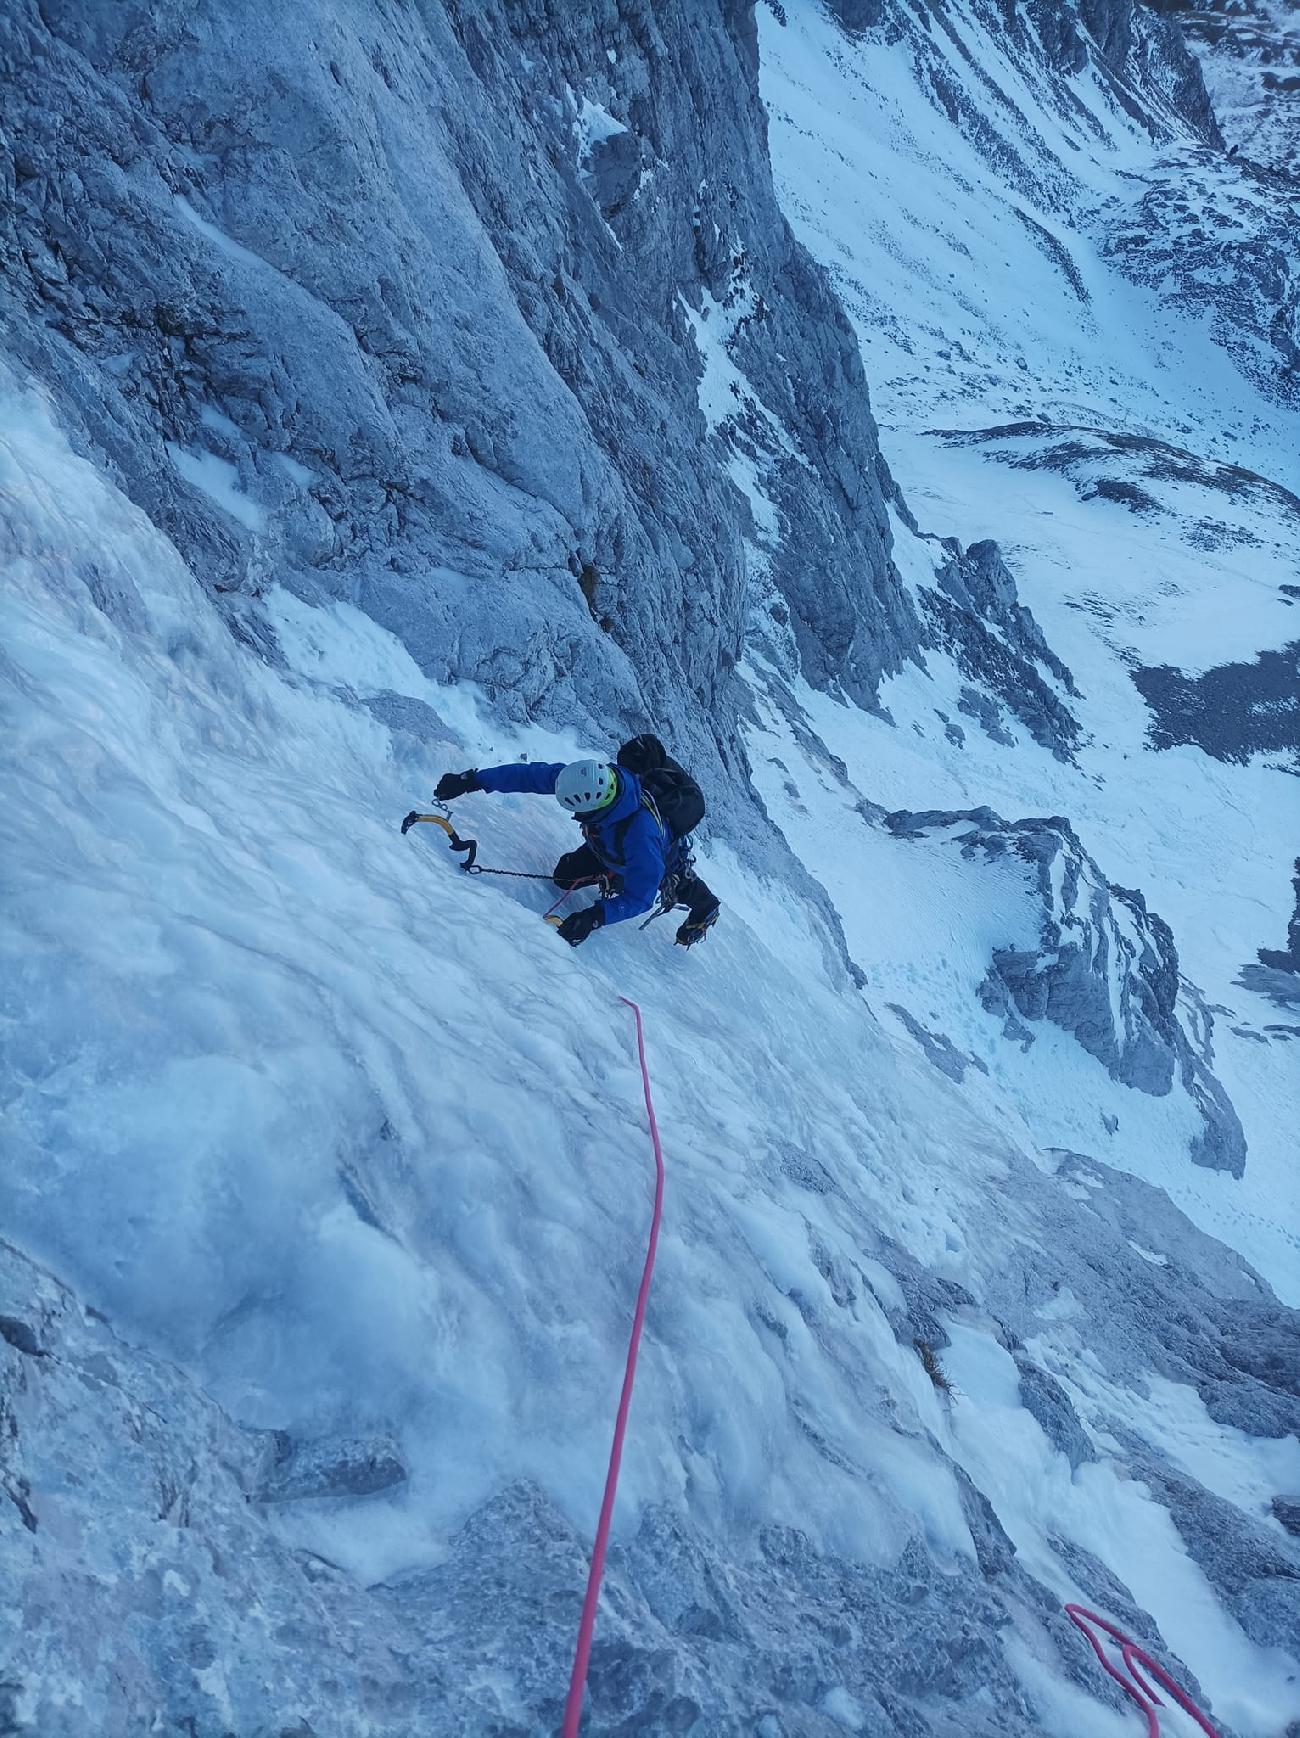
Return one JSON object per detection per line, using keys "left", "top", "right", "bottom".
{"left": 635, "top": 847, "right": 703, "bottom": 933}
{"left": 638, "top": 898, "right": 677, "bottom": 933}
{"left": 562, "top": 997, "right": 665, "bottom": 1738}
{"left": 1065, "top": 1604, "right": 1220, "bottom": 1737}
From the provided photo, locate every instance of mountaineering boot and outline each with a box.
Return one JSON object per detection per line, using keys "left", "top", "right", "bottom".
{"left": 676, "top": 898, "right": 720, "bottom": 948}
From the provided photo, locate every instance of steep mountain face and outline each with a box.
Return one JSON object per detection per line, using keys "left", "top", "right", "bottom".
{"left": 0, "top": 0, "right": 923, "bottom": 784}
{"left": 3, "top": 2, "right": 1299, "bottom": 1736}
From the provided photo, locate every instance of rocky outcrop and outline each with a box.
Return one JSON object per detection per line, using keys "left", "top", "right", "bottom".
{"left": 1133, "top": 639, "right": 1300, "bottom": 764}
{"left": 885, "top": 806, "right": 1248, "bottom": 1173}
{"left": 928, "top": 421, "right": 1300, "bottom": 524}
{"left": 1259, "top": 858, "right": 1300, "bottom": 973}
{"left": 1042, "top": 0, "right": 1223, "bottom": 142}
{"left": 824, "top": 0, "right": 1220, "bottom": 148}
{"left": 1240, "top": 856, "right": 1300, "bottom": 1008}
{"left": 1098, "top": 148, "right": 1300, "bottom": 407}
{"left": 253, "top": 1430, "right": 408, "bottom": 1504}
{"left": 919, "top": 538, "right": 1082, "bottom": 760}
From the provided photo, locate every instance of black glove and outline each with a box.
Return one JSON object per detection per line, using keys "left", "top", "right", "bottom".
{"left": 435, "top": 769, "right": 481, "bottom": 801}
{"left": 558, "top": 904, "right": 605, "bottom": 947}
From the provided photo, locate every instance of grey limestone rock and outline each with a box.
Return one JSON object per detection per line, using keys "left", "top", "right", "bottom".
{"left": 885, "top": 805, "right": 1248, "bottom": 1173}
{"left": 1098, "top": 148, "right": 1300, "bottom": 407}
{"left": 886, "top": 1003, "right": 991, "bottom": 1083}
{"left": 254, "top": 1431, "right": 408, "bottom": 1504}
{"left": 1243, "top": 857, "right": 1300, "bottom": 1009}
{"left": 1158, "top": 0, "right": 1300, "bottom": 180}
{"left": 0, "top": 0, "right": 923, "bottom": 806}
{"left": 1013, "top": 1359, "right": 1098, "bottom": 1471}
{"left": 921, "top": 539, "right": 1081, "bottom": 761}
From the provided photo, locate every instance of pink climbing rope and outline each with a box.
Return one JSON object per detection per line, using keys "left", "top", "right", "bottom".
{"left": 561, "top": 997, "right": 667, "bottom": 1738}
{"left": 543, "top": 877, "right": 602, "bottom": 921}
{"left": 1065, "top": 1604, "right": 1220, "bottom": 1737}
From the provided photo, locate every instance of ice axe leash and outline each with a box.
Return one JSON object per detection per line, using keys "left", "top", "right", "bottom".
{"left": 399, "top": 803, "right": 688, "bottom": 941}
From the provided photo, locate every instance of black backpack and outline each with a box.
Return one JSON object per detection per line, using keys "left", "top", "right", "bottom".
{"left": 617, "top": 733, "right": 706, "bottom": 839}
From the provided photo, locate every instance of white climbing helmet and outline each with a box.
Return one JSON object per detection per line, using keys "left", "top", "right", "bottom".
{"left": 555, "top": 759, "right": 619, "bottom": 816}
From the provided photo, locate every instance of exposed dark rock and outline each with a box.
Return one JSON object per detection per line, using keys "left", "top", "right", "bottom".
{"left": 1153, "top": 0, "right": 1300, "bottom": 179}
{"left": 1274, "top": 1497, "right": 1300, "bottom": 1538}
{"left": 0, "top": 1316, "right": 44, "bottom": 1357}
{"left": 1013, "top": 1359, "right": 1097, "bottom": 1470}
{"left": 254, "top": 1431, "right": 408, "bottom": 1504}
{"left": 1100, "top": 151, "right": 1300, "bottom": 407}
{"left": 1113, "top": 1448, "right": 1300, "bottom": 1655}
{"left": 929, "top": 422, "right": 1300, "bottom": 520}
{"left": 1254, "top": 858, "right": 1300, "bottom": 973}
{"left": 921, "top": 540, "right": 1081, "bottom": 760}
{"left": 1132, "top": 641, "right": 1300, "bottom": 766}
{"left": 887, "top": 1004, "right": 990, "bottom": 1082}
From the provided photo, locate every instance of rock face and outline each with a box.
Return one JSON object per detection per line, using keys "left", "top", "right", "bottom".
{"left": 825, "top": 0, "right": 1220, "bottom": 144}
{"left": 1042, "top": 0, "right": 1223, "bottom": 141}
{"left": 1094, "top": 5, "right": 1300, "bottom": 406}
{"left": 885, "top": 807, "right": 1248, "bottom": 1173}
{"left": 0, "top": 0, "right": 923, "bottom": 791}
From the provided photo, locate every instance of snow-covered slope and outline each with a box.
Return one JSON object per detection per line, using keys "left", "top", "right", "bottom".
{"left": 755, "top": 0, "right": 1299, "bottom": 1280}
{"left": 3, "top": 1, "right": 1299, "bottom": 1735}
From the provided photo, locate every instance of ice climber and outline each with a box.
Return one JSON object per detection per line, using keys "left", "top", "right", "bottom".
{"left": 435, "top": 734, "right": 721, "bottom": 949}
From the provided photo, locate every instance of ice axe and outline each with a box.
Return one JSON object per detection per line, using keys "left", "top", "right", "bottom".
{"left": 399, "top": 807, "right": 479, "bottom": 870}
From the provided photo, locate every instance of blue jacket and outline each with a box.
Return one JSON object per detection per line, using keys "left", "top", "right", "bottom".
{"left": 476, "top": 762, "right": 670, "bottom": 925}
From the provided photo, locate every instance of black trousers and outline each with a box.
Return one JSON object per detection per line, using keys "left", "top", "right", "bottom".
{"left": 553, "top": 845, "right": 719, "bottom": 924}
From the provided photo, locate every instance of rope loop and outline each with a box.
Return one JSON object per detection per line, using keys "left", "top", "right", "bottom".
{"left": 1065, "top": 1604, "right": 1220, "bottom": 1737}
